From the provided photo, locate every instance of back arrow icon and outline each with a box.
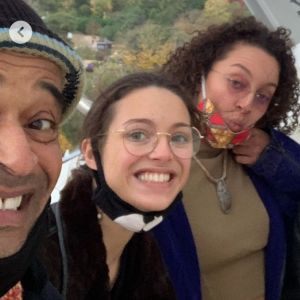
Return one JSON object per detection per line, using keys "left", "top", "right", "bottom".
{"left": 9, "top": 21, "right": 32, "bottom": 44}
{"left": 17, "top": 27, "right": 24, "bottom": 38}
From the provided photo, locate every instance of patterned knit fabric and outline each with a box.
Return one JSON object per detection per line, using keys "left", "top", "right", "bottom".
{"left": 0, "top": 0, "right": 84, "bottom": 122}
{"left": 0, "top": 282, "right": 22, "bottom": 300}
{"left": 197, "top": 98, "right": 252, "bottom": 148}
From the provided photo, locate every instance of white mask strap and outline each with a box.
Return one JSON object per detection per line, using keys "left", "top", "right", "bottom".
{"left": 201, "top": 75, "right": 206, "bottom": 99}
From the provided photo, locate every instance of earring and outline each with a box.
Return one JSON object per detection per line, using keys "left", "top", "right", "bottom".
{"left": 97, "top": 211, "right": 102, "bottom": 220}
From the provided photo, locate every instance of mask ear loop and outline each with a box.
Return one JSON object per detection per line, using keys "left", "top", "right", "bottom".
{"left": 201, "top": 75, "right": 206, "bottom": 99}
{"left": 91, "top": 138, "right": 103, "bottom": 188}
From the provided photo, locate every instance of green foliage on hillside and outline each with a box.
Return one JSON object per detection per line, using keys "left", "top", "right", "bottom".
{"left": 44, "top": 12, "right": 78, "bottom": 36}
{"left": 30, "top": 0, "right": 249, "bottom": 41}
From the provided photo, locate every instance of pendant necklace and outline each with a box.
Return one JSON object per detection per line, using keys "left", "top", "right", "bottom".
{"left": 193, "top": 150, "right": 232, "bottom": 214}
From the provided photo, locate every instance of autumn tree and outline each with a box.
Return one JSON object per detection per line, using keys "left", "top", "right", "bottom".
{"left": 118, "top": 22, "right": 174, "bottom": 71}
{"left": 173, "top": 0, "right": 251, "bottom": 46}
{"left": 122, "top": 43, "right": 174, "bottom": 70}
{"left": 118, "top": 22, "right": 171, "bottom": 51}
{"left": 203, "top": 0, "right": 231, "bottom": 23}
{"left": 90, "top": 0, "right": 113, "bottom": 17}
{"left": 59, "top": 132, "right": 74, "bottom": 155}
{"left": 202, "top": 0, "right": 250, "bottom": 24}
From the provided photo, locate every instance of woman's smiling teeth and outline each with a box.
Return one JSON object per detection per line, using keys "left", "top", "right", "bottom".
{"left": 138, "top": 172, "right": 171, "bottom": 183}
{"left": 0, "top": 196, "right": 22, "bottom": 211}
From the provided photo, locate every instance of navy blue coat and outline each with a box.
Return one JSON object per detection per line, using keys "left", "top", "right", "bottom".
{"left": 153, "top": 128, "right": 300, "bottom": 300}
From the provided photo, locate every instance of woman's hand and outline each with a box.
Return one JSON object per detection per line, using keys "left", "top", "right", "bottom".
{"left": 232, "top": 128, "right": 271, "bottom": 165}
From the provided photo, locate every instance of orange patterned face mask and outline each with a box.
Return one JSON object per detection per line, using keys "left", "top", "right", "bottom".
{"left": 197, "top": 77, "right": 253, "bottom": 149}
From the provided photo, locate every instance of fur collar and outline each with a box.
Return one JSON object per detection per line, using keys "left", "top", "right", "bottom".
{"left": 59, "top": 168, "right": 110, "bottom": 300}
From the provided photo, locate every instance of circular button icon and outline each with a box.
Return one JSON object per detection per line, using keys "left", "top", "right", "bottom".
{"left": 9, "top": 21, "right": 32, "bottom": 44}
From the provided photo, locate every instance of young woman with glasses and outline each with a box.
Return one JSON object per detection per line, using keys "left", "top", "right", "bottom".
{"left": 42, "top": 72, "right": 202, "bottom": 300}
{"left": 153, "top": 17, "right": 300, "bottom": 300}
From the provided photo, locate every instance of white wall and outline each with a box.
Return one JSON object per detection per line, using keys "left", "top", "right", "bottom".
{"left": 291, "top": 130, "right": 300, "bottom": 144}
{"left": 51, "top": 150, "right": 82, "bottom": 203}
{"left": 244, "top": 0, "right": 300, "bottom": 44}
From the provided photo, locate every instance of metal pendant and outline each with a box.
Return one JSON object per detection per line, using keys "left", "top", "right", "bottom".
{"left": 216, "top": 179, "right": 232, "bottom": 214}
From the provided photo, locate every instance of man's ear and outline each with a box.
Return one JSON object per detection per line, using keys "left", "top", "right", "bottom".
{"left": 81, "top": 138, "right": 97, "bottom": 170}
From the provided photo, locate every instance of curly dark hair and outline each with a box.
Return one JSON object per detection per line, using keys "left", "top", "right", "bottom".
{"left": 162, "top": 17, "right": 300, "bottom": 134}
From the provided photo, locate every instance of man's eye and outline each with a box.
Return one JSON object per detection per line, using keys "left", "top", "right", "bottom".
{"left": 28, "top": 120, "right": 53, "bottom": 131}
{"left": 25, "top": 119, "right": 58, "bottom": 143}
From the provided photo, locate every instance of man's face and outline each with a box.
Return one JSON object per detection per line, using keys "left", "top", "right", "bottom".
{"left": 0, "top": 51, "right": 63, "bottom": 258}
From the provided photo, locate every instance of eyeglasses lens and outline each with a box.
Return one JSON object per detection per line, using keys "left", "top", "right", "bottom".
{"left": 122, "top": 122, "right": 201, "bottom": 159}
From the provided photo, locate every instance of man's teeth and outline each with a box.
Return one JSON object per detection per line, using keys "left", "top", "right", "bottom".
{"left": 138, "top": 173, "right": 170, "bottom": 183}
{"left": 0, "top": 196, "right": 22, "bottom": 211}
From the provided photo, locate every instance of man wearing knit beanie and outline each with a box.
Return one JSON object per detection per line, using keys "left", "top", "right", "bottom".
{"left": 0, "top": 0, "right": 84, "bottom": 299}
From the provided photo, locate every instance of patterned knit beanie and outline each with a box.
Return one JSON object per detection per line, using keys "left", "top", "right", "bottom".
{"left": 0, "top": 0, "right": 85, "bottom": 122}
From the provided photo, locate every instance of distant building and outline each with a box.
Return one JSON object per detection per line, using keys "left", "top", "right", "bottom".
{"left": 96, "top": 38, "right": 113, "bottom": 50}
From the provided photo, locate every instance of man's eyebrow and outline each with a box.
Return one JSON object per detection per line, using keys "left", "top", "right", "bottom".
{"left": 35, "top": 81, "right": 66, "bottom": 110}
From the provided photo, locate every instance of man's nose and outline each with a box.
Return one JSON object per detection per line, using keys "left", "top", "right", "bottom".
{"left": 148, "top": 134, "right": 174, "bottom": 161}
{"left": 0, "top": 124, "right": 38, "bottom": 176}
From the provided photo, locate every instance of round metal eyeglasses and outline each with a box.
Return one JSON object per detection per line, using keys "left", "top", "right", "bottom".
{"left": 97, "top": 122, "right": 203, "bottom": 159}
{"left": 211, "top": 69, "right": 275, "bottom": 107}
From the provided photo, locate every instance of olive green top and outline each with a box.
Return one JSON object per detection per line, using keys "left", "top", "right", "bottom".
{"left": 183, "top": 143, "right": 269, "bottom": 300}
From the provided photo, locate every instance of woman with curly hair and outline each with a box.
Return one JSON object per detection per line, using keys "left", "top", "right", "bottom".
{"left": 152, "top": 17, "right": 300, "bottom": 300}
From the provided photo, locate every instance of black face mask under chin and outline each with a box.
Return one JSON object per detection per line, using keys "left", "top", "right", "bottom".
{"left": 91, "top": 139, "right": 182, "bottom": 232}
{"left": 0, "top": 201, "right": 49, "bottom": 297}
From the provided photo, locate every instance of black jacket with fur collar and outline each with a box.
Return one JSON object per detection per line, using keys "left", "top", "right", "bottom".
{"left": 41, "top": 167, "right": 176, "bottom": 300}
